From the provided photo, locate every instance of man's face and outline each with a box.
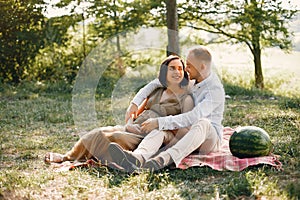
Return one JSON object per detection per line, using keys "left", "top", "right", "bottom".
{"left": 185, "top": 54, "right": 202, "bottom": 81}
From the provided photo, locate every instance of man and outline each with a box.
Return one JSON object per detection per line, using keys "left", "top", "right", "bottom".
{"left": 109, "top": 46, "right": 225, "bottom": 172}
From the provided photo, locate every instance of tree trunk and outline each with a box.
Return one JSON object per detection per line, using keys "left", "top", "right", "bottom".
{"left": 166, "top": 0, "right": 179, "bottom": 56}
{"left": 113, "top": 0, "right": 125, "bottom": 76}
{"left": 251, "top": 27, "right": 264, "bottom": 89}
{"left": 253, "top": 46, "right": 264, "bottom": 89}
{"left": 249, "top": 0, "right": 264, "bottom": 89}
{"left": 116, "top": 34, "right": 125, "bottom": 76}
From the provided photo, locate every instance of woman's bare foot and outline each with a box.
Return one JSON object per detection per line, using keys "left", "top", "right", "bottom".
{"left": 44, "top": 152, "right": 65, "bottom": 163}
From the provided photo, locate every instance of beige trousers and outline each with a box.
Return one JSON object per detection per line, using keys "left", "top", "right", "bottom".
{"left": 133, "top": 129, "right": 185, "bottom": 160}
{"left": 133, "top": 118, "right": 221, "bottom": 167}
{"left": 64, "top": 126, "right": 144, "bottom": 164}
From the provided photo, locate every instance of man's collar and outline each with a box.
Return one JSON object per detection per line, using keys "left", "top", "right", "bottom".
{"left": 194, "top": 72, "right": 213, "bottom": 88}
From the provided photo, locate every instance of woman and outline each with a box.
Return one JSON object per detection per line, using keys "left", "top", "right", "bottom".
{"left": 44, "top": 55, "right": 194, "bottom": 165}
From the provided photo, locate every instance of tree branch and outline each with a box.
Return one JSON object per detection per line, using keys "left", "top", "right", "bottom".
{"left": 187, "top": 20, "right": 254, "bottom": 53}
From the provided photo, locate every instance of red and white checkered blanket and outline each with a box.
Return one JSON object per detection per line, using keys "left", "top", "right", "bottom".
{"left": 177, "top": 127, "right": 282, "bottom": 171}
{"left": 50, "top": 127, "right": 282, "bottom": 172}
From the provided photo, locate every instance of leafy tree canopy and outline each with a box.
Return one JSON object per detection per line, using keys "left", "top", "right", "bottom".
{"left": 179, "top": 0, "right": 297, "bottom": 88}
{"left": 0, "top": 0, "right": 46, "bottom": 83}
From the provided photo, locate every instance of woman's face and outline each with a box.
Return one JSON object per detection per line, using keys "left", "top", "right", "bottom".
{"left": 166, "top": 59, "right": 184, "bottom": 86}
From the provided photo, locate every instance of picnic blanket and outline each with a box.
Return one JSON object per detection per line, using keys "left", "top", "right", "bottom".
{"left": 178, "top": 127, "right": 282, "bottom": 171}
{"left": 49, "top": 127, "right": 282, "bottom": 172}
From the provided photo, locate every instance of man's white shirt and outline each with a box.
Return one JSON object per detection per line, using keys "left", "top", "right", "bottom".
{"left": 132, "top": 72, "right": 225, "bottom": 139}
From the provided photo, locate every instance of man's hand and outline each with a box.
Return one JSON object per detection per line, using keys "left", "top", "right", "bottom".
{"left": 141, "top": 118, "right": 159, "bottom": 133}
{"left": 125, "top": 103, "right": 138, "bottom": 123}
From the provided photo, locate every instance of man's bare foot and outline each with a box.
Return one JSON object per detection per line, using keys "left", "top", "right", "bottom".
{"left": 44, "top": 152, "right": 65, "bottom": 163}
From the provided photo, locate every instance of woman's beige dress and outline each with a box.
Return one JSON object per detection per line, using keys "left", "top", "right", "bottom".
{"left": 64, "top": 88, "right": 190, "bottom": 164}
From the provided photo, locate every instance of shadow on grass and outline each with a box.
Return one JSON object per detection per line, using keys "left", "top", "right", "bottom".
{"left": 78, "top": 165, "right": 131, "bottom": 187}
{"left": 0, "top": 81, "right": 72, "bottom": 101}
{"left": 83, "top": 165, "right": 265, "bottom": 199}
{"left": 167, "top": 163, "right": 298, "bottom": 199}
{"left": 167, "top": 167, "right": 253, "bottom": 199}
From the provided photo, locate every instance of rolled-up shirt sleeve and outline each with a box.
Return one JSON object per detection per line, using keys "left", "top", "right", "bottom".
{"left": 131, "top": 78, "right": 162, "bottom": 106}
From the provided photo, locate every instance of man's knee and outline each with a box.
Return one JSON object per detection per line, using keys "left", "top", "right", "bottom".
{"left": 191, "top": 118, "right": 211, "bottom": 130}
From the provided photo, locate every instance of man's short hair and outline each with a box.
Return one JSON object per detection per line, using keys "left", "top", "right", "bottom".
{"left": 189, "top": 46, "right": 212, "bottom": 68}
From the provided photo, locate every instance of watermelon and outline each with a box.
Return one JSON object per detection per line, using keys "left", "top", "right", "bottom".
{"left": 229, "top": 126, "right": 273, "bottom": 158}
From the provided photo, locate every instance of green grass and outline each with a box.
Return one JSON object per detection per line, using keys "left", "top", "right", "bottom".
{"left": 0, "top": 73, "right": 299, "bottom": 199}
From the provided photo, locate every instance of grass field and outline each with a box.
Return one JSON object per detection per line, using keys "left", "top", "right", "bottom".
{"left": 0, "top": 49, "right": 299, "bottom": 199}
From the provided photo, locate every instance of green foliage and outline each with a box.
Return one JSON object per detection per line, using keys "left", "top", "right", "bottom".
{"left": 27, "top": 12, "right": 97, "bottom": 84}
{"left": 179, "top": 0, "right": 297, "bottom": 89}
{"left": 43, "top": 15, "right": 81, "bottom": 46}
{"left": 24, "top": 0, "right": 168, "bottom": 85}
{"left": 0, "top": 0, "right": 46, "bottom": 83}
{"left": 0, "top": 0, "right": 158, "bottom": 84}
{"left": 28, "top": 35, "right": 84, "bottom": 83}
{"left": 0, "top": 0, "right": 297, "bottom": 90}
{"left": 96, "top": 48, "right": 164, "bottom": 98}
{"left": 0, "top": 1, "right": 83, "bottom": 84}
{"left": 88, "top": 1, "right": 153, "bottom": 40}
{"left": 180, "top": 0, "right": 296, "bottom": 50}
